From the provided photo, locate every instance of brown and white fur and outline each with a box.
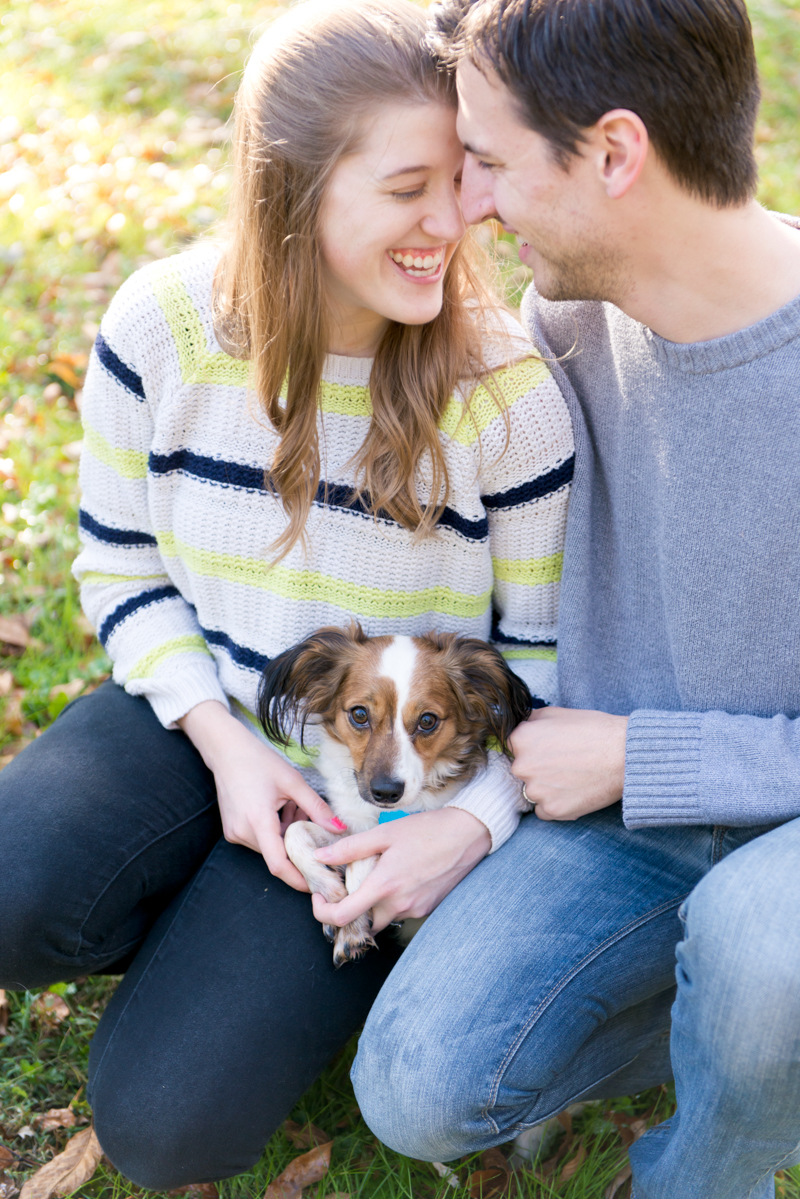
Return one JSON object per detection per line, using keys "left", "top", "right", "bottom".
{"left": 257, "top": 623, "right": 532, "bottom": 966}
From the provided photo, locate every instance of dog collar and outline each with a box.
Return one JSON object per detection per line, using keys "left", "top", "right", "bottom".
{"left": 378, "top": 810, "right": 419, "bottom": 824}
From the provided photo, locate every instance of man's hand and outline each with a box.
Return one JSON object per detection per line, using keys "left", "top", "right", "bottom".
{"left": 310, "top": 807, "right": 491, "bottom": 933}
{"left": 509, "top": 707, "right": 628, "bottom": 821}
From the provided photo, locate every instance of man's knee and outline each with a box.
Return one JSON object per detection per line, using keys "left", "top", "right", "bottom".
{"left": 678, "top": 829, "right": 800, "bottom": 1085}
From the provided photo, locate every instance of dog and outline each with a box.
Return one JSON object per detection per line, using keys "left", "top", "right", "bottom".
{"left": 257, "top": 622, "right": 533, "bottom": 966}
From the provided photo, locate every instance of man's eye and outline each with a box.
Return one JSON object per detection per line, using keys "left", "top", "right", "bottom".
{"left": 349, "top": 706, "right": 370, "bottom": 727}
{"left": 417, "top": 712, "right": 439, "bottom": 733}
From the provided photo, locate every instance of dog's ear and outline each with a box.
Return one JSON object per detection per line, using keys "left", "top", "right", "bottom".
{"left": 257, "top": 622, "right": 366, "bottom": 748}
{"left": 434, "top": 635, "right": 534, "bottom": 754}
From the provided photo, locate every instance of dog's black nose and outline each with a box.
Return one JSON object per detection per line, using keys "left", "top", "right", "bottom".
{"left": 370, "top": 776, "right": 405, "bottom": 804}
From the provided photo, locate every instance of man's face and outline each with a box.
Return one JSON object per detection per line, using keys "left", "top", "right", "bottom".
{"left": 456, "top": 58, "right": 624, "bottom": 303}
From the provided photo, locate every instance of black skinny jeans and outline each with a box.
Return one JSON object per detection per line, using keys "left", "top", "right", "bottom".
{"left": 0, "top": 683, "right": 399, "bottom": 1188}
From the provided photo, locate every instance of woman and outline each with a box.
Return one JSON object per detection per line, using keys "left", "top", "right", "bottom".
{"left": 0, "top": 0, "right": 573, "bottom": 1187}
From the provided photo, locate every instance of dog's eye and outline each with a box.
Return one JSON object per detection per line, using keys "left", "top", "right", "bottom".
{"left": 349, "top": 706, "right": 370, "bottom": 728}
{"left": 417, "top": 712, "right": 439, "bottom": 733}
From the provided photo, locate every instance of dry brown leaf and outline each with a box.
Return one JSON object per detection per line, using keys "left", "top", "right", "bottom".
{"left": 0, "top": 672, "right": 13, "bottom": 698}
{"left": 605, "top": 1162, "right": 632, "bottom": 1199}
{"left": 167, "top": 1184, "right": 219, "bottom": 1198}
{"left": 324, "top": 1193, "right": 351, "bottom": 1199}
{"left": 18, "top": 1125, "right": 103, "bottom": 1199}
{"left": 282, "top": 1119, "right": 329, "bottom": 1150}
{"left": 263, "top": 1141, "right": 332, "bottom": 1199}
{"left": 0, "top": 1150, "right": 14, "bottom": 1170}
{"left": 0, "top": 1172, "right": 19, "bottom": 1199}
{"left": 558, "top": 1142, "right": 587, "bottom": 1183}
{"left": 48, "top": 680, "right": 85, "bottom": 702}
{"left": 466, "top": 1168, "right": 509, "bottom": 1199}
{"left": 31, "top": 1111, "right": 80, "bottom": 1133}
{"left": 0, "top": 990, "right": 8, "bottom": 1036}
{"left": 0, "top": 616, "right": 29, "bottom": 649}
{"left": 31, "top": 992, "right": 70, "bottom": 1026}
{"left": 3, "top": 695, "right": 24, "bottom": 739}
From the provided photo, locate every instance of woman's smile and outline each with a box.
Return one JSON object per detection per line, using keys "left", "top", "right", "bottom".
{"left": 387, "top": 246, "right": 445, "bottom": 279}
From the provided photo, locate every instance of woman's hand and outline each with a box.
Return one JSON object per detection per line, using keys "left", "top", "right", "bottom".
{"left": 310, "top": 807, "right": 491, "bottom": 933}
{"left": 178, "top": 700, "right": 344, "bottom": 891}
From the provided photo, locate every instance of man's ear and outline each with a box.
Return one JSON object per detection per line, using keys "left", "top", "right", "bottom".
{"left": 591, "top": 109, "right": 649, "bottom": 200}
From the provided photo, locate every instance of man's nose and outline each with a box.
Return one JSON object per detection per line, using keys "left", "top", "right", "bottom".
{"left": 460, "top": 155, "right": 498, "bottom": 226}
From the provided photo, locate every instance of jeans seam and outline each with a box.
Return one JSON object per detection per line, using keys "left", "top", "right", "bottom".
{"left": 483, "top": 893, "right": 687, "bottom": 1119}
{"left": 89, "top": 844, "right": 216, "bottom": 1086}
{"left": 76, "top": 801, "right": 218, "bottom": 956}
{"left": 710, "top": 825, "right": 728, "bottom": 866}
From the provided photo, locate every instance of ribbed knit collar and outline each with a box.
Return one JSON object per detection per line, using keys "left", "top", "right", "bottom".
{"left": 321, "top": 352, "right": 374, "bottom": 385}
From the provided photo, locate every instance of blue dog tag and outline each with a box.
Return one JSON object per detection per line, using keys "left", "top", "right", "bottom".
{"left": 378, "top": 810, "right": 410, "bottom": 824}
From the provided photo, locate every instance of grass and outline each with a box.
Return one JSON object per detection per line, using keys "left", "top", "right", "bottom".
{"left": 1, "top": 0, "right": 800, "bottom": 1195}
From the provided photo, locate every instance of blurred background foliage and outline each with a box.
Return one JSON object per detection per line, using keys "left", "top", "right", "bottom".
{"left": 1, "top": 1, "right": 800, "bottom": 1196}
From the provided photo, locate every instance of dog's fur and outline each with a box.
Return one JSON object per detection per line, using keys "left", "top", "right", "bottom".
{"left": 258, "top": 623, "right": 533, "bottom": 965}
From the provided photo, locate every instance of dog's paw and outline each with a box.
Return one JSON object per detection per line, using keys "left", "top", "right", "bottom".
{"left": 322, "top": 923, "right": 337, "bottom": 943}
{"left": 332, "top": 918, "right": 377, "bottom": 967}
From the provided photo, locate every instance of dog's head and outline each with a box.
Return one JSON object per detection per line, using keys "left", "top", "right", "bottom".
{"left": 258, "top": 623, "right": 532, "bottom": 810}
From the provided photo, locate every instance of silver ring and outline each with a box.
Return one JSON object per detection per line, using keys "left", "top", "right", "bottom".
{"left": 522, "top": 782, "right": 530, "bottom": 803}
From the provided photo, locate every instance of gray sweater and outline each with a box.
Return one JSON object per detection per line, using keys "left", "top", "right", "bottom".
{"left": 522, "top": 238, "right": 800, "bottom": 829}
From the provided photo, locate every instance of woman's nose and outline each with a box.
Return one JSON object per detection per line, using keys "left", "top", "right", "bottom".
{"left": 421, "top": 184, "right": 467, "bottom": 244}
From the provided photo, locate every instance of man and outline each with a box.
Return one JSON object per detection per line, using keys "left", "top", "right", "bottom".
{"left": 349, "top": 1, "right": 800, "bottom": 1195}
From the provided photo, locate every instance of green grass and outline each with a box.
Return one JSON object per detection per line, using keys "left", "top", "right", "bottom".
{"left": 2, "top": 0, "right": 800, "bottom": 1195}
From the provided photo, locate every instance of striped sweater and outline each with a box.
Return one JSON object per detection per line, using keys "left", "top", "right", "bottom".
{"left": 74, "top": 243, "right": 574, "bottom": 848}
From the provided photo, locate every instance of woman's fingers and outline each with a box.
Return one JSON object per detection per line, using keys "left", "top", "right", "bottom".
{"left": 314, "top": 826, "right": 385, "bottom": 865}
{"left": 255, "top": 812, "right": 311, "bottom": 892}
{"left": 286, "top": 772, "right": 345, "bottom": 834}
{"left": 311, "top": 880, "right": 384, "bottom": 929}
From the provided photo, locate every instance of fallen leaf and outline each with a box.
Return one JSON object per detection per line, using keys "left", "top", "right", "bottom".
{"left": 0, "top": 617, "right": 29, "bottom": 649}
{"left": 15, "top": 1131, "right": 34, "bottom": 1141}
{"left": 282, "top": 1119, "right": 329, "bottom": 1150}
{"left": 558, "top": 1141, "right": 587, "bottom": 1183}
{"left": 0, "top": 990, "right": 8, "bottom": 1036}
{"left": 323, "top": 1193, "right": 350, "bottom": 1199}
{"left": 466, "top": 1168, "right": 509, "bottom": 1198}
{"left": 0, "top": 1150, "right": 14, "bottom": 1169}
{"left": 263, "top": 1141, "right": 332, "bottom": 1199}
{"left": 18, "top": 1126, "right": 103, "bottom": 1199}
{"left": 0, "top": 672, "right": 13, "bottom": 698}
{"left": 31, "top": 1111, "right": 79, "bottom": 1133}
{"left": 0, "top": 1172, "right": 19, "bottom": 1199}
{"left": 48, "top": 680, "right": 85, "bottom": 702}
{"left": 167, "top": 1185, "right": 219, "bottom": 1198}
{"left": 431, "top": 1162, "right": 460, "bottom": 1189}
{"left": 31, "top": 992, "right": 70, "bottom": 1026}
{"left": 605, "top": 1162, "right": 632, "bottom": 1199}
{"left": 607, "top": 1112, "right": 648, "bottom": 1150}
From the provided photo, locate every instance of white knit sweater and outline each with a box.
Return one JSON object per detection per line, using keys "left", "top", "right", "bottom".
{"left": 74, "top": 244, "right": 574, "bottom": 849}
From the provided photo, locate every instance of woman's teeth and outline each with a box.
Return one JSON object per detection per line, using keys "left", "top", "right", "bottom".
{"left": 389, "top": 249, "right": 443, "bottom": 277}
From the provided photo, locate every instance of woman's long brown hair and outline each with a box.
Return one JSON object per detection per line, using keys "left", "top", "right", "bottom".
{"left": 214, "top": 0, "right": 506, "bottom": 558}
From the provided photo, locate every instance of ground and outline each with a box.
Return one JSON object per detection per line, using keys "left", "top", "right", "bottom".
{"left": 1, "top": 0, "right": 800, "bottom": 1195}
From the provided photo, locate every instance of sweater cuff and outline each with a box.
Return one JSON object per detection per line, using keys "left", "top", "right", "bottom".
{"left": 623, "top": 710, "right": 703, "bottom": 827}
{"left": 124, "top": 659, "right": 230, "bottom": 729}
{"left": 445, "top": 755, "right": 523, "bottom": 852}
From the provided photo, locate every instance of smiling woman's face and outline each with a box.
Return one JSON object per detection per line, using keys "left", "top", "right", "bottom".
{"left": 318, "top": 100, "right": 466, "bottom": 356}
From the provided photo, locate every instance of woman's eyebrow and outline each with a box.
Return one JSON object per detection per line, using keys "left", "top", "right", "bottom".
{"left": 381, "top": 164, "right": 428, "bottom": 179}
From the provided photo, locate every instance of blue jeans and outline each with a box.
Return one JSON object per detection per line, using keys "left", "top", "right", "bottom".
{"left": 351, "top": 808, "right": 800, "bottom": 1199}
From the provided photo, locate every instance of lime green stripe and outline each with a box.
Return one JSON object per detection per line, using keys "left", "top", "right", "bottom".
{"left": 81, "top": 572, "right": 168, "bottom": 587}
{"left": 440, "top": 359, "right": 551, "bottom": 446}
{"left": 149, "top": 262, "right": 249, "bottom": 387}
{"left": 83, "top": 423, "right": 148, "bottom": 479}
{"left": 157, "top": 530, "right": 492, "bottom": 619}
{"left": 128, "top": 635, "right": 212, "bottom": 680}
{"left": 492, "top": 552, "right": 563, "bottom": 587}
{"left": 500, "top": 647, "right": 558, "bottom": 662}
{"left": 233, "top": 698, "right": 319, "bottom": 768}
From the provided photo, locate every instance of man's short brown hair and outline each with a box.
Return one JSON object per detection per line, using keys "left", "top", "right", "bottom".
{"left": 437, "top": 0, "right": 760, "bottom": 206}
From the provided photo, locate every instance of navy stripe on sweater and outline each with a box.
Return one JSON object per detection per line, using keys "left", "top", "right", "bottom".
{"left": 148, "top": 449, "right": 489, "bottom": 541}
{"left": 482, "top": 455, "right": 574, "bottom": 511}
{"left": 79, "top": 508, "right": 158, "bottom": 548}
{"left": 200, "top": 625, "right": 269, "bottom": 673}
{"left": 99, "top": 585, "right": 181, "bottom": 647}
{"left": 491, "top": 610, "right": 556, "bottom": 650}
{"left": 94, "top": 332, "right": 145, "bottom": 400}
